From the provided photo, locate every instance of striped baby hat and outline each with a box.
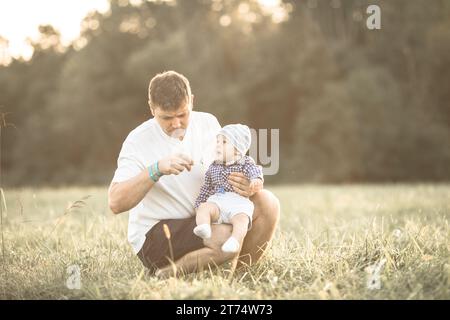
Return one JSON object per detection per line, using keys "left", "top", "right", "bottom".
{"left": 218, "top": 124, "right": 251, "bottom": 156}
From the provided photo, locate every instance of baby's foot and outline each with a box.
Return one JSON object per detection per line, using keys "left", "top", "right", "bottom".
{"left": 193, "top": 224, "right": 211, "bottom": 239}
{"left": 221, "top": 236, "right": 240, "bottom": 253}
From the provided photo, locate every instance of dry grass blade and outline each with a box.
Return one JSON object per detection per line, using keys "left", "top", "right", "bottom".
{"left": 0, "top": 188, "right": 5, "bottom": 263}
{"left": 49, "top": 195, "right": 92, "bottom": 236}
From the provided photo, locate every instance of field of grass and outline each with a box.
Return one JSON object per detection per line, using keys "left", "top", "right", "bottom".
{"left": 0, "top": 184, "right": 449, "bottom": 299}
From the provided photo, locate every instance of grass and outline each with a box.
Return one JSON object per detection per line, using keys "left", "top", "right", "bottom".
{"left": 0, "top": 184, "right": 449, "bottom": 299}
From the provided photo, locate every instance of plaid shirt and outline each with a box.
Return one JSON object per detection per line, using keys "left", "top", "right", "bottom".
{"left": 194, "top": 155, "right": 263, "bottom": 209}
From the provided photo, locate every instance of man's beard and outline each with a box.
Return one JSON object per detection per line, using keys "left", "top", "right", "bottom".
{"left": 170, "top": 128, "right": 186, "bottom": 140}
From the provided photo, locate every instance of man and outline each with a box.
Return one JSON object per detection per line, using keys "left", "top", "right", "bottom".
{"left": 108, "top": 71, "right": 280, "bottom": 277}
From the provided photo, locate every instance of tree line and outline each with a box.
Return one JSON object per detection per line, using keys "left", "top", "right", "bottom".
{"left": 1, "top": 0, "right": 449, "bottom": 186}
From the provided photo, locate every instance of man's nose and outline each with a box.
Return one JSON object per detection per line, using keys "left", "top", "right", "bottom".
{"left": 171, "top": 118, "right": 181, "bottom": 128}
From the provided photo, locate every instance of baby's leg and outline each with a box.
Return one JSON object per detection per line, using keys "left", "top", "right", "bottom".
{"left": 221, "top": 213, "right": 250, "bottom": 253}
{"left": 193, "top": 202, "right": 220, "bottom": 239}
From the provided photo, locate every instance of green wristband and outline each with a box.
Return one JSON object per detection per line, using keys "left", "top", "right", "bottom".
{"left": 148, "top": 164, "right": 159, "bottom": 182}
{"left": 153, "top": 162, "right": 162, "bottom": 177}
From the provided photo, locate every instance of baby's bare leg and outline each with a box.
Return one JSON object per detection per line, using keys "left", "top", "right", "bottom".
{"left": 194, "top": 202, "right": 220, "bottom": 239}
{"left": 221, "top": 213, "right": 250, "bottom": 253}
{"left": 196, "top": 202, "right": 220, "bottom": 225}
{"left": 229, "top": 213, "right": 250, "bottom": 244}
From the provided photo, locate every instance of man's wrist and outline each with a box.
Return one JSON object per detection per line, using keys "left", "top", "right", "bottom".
{"left": 148, "top": 162, "right": 163, "bottom": 182}
{"left": 154, "top": 161, "right": 163, "bottom": 177}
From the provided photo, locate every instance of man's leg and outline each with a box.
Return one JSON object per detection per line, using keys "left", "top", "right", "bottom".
{"left": 155, "top": 190, "right": 280, "bottom": 277}
{"left": 155, "top": 223, "right": 235, "bottom": 277}
{"left": 238, "top": 190, "right": 280, "bottom": 268}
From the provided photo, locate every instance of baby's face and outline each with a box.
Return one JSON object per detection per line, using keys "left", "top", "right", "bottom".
{"left": 215, "top": 134, "right": 238, "bottom": 163}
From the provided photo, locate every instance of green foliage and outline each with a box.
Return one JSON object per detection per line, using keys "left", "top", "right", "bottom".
{"left": 1, "top": 0, "right": 449, "bottom": 186}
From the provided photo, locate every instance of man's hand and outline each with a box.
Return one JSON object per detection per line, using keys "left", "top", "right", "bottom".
{"left": 158, "top": 153, "right": 194, "bottom": 176}
{"left": 228, "top": 172, "right": 263, "bottom": 197}
{"left": 249, "top": 178, "right": 264, "bottom": 194}
{"left": 108, "top": 153, "right": 194, "bottom": 214}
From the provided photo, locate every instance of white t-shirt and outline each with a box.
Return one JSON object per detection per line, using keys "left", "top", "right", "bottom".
{"left": 112, "top": 111, "right": 221, "bottom": 254}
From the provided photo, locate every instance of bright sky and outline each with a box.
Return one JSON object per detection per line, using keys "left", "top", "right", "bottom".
{"left": 0, "top": 0, "right": 282, "bottom": 61}
{"left": 0, "top": 0, "right": 110, "bottom": 59}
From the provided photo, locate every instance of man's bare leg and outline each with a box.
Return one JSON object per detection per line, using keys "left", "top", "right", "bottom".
{"left": 155, "top": 223, "right": 234, "bottom": 278}
{"left": 238, "top": 190, "right": 280, "bottom": 268}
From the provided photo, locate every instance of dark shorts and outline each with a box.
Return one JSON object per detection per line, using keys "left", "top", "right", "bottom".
{"left": 137, "top": 216, "right": 205, "bottom": 272}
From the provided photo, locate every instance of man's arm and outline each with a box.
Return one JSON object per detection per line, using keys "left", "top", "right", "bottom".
{"left": 108, "top": 153, "right": 194, "bottom": 214}
{"left": 108, "top": 169, "right": 155, "bottom": 214}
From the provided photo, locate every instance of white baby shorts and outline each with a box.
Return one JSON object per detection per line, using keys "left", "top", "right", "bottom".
{"left": 207, "top": 192, "right": 254, "bottom": 230}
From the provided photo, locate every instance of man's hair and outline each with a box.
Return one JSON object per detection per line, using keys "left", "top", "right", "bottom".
{"left": 148, "top": 71, "right": 192, "bottom": 111}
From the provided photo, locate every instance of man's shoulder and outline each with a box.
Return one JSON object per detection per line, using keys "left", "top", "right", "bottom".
{"left": 127, "top": 118, "right": 156, "bottom": 139}
{"left": 124, "top": 118, "right": 156, "bottom": 144}
{"left": 192, "top": 111, "right": 221, "bottom": 128}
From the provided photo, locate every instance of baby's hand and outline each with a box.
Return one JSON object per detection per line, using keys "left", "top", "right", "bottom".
{"left": 249, "top": 178, "right": 263, "bottom": 194}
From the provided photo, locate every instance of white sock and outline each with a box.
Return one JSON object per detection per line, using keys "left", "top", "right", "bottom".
{"left": 193, "top": 224, "right": 211, "bottom": 239}
{"left": 221, "top": 236, "right": 240, "bottom": 253}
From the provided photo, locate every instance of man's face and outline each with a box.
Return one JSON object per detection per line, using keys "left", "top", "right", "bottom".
{"left": 150, "top": 97, "right": 192, "bottom": 140}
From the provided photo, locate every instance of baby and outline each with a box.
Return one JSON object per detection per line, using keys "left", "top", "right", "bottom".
{"left": 193, "top": 124, "right": 263, "bottom": 253}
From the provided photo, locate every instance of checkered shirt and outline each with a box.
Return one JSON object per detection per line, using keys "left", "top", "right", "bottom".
{"left": 194, "top": 155, "right": 263, "bottom": 209}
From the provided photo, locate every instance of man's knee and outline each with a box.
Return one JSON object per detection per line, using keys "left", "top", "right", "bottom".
{"left": 204, "top": 241, "right": 238, "bottom": 264}
{"left": 203, "top": 224, "right": 231, "bottom": 248}
{"left": 203, "top": 224, "right": 237, "bottom": 262}
{"left": 251, "top": 189, "right": 281, "bottom": 224}
{"left": 210, "top": 246, "right": 238, "bottom": 263}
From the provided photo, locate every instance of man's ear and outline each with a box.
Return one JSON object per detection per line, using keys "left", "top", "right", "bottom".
{"left": 149, "top": 101, "right": 155, "bottom": 116}
{"left": 191, "top": 94, "right": 195, "bottom": 109}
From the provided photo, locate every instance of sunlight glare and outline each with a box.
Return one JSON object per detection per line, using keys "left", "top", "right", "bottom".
{"left": 0, "top": 0, "right": 110, "bottom": 60}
